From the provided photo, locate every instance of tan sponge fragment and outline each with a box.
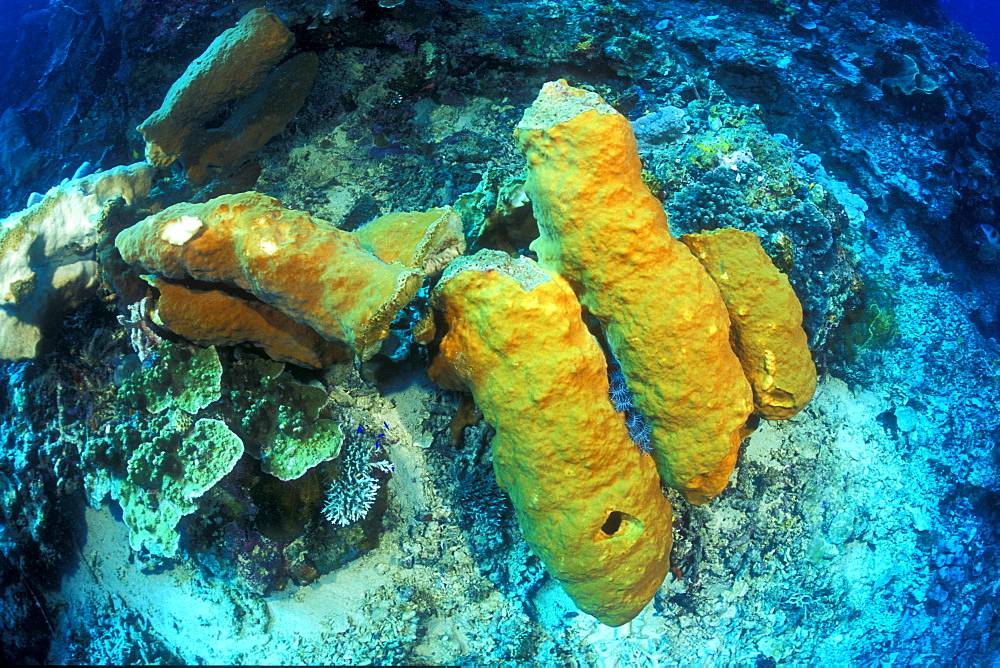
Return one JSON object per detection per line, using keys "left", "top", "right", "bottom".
{"left": 137, "top": 8, "right": 316, "bottom": 185}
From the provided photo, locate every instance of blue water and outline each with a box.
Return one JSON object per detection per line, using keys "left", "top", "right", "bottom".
{"left": 942, "top": 0, "right": 1000, "bottom": 63}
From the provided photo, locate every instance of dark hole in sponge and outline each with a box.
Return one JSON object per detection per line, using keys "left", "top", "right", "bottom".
{"left": 601, "top": 511, "right": 625, "bottom": 536}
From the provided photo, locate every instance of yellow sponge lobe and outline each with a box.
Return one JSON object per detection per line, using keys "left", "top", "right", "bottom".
{"left": 430, "top": 250, "right": 672, "bottom": 627}
{"left": 514, "top": 80, "right": 754, "bottom": 504}
{"left": 682, "top": 228, "right": 817, "bottom": 419}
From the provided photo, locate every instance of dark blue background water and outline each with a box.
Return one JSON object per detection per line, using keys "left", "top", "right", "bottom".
{"left": 0, "top": 1, "right": 996, "bottom": 65}
{"left": 942, "top": 0, "right": 1000, "bottom": 64}
{"left": 0, "top": 0, "right": 46, "bottom": 63}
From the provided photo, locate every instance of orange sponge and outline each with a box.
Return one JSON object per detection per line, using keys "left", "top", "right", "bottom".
{"left": 137, "top": 9, "right": 294, "bottom": 170}
{"left": 681, "top": 228, "right": 817, "bottom": 419}
{"left": 514, "top": 80, "right": 754, "bottom": 504}
{"left": 353, "top": 207, "right": 465, "bottom": 276}
{"left": 116, "top": 192, "right": 422, "bottom": 360}
{"left": 429, "top": 250, "right": 672, "bottom": 627}
{"left": 151, "top": 278, "right": 349, "bottom": 369}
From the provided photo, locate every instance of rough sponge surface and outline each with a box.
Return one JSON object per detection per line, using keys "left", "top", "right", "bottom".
{"left": 115, "top": 192, "right": 422, "bottom": 360}
{"left": 354, "top": 207, "right": 466, "bottom": 276}
{"left": 429, "top": 249, "right": 673, "bottom": 627}
{"left": 151, "top": 278, "right": 350, "bottom": 369}
{"left": 681, "top": 228, "right": 817, "bottom": 419}
{"left": 137, "top": 8, "right": 294, "bottom": 169}
{"left": 514, "top": 81, "right": 754, "bottom": 504}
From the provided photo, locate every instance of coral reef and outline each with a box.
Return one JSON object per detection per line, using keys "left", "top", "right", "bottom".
{"left": 0, "top": 162, "right": 153, "bottom": 360}
{"left": 79, "top": 335, "right": 364, "bottom": 562}
{"left": 1, "top": 0, "right": 999, "bottom": 664}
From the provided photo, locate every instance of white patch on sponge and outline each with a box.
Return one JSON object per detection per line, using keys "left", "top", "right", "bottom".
{"left": 161, "top": 215, "right": 203, "bottom": 245}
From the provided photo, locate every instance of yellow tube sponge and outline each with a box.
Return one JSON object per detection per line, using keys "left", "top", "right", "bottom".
{"left": 150, "top": 278, "right": 350, "bottom": 370}
{"left": 429, "top": 249, "right": 673, "bottom": 627}
{"left": 353, "top": 207, "right": 466, "bottom": 276}
{"left": 681, "top": 228, "right": 817, "bottom": 419}
{"left": 181, "top": 51, "right": 319, "bottom": 185}
{"left": 137, "top": 9, "right": 294, "bottom": 169}
{"left": 115, "top": 192, "right": 422, "bottom": 360}
{"left": 514, "top": 80, "right": 754, "bottom": 504}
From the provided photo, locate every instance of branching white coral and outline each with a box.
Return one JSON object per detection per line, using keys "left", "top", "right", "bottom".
{"left": 321, "top": 434, "right": 394, "bottom": 527}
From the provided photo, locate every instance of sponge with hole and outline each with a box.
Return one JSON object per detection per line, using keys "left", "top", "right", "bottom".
{"left": 429, "top": 249, "right": 673, "bottom": 627}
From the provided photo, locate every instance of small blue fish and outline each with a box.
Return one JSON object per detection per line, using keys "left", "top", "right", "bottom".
{"left": 980, "top": 223, "right": 1000, "bottom": 247}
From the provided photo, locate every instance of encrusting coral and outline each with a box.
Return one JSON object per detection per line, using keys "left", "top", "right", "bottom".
{"left": 0, "top": 162, "right": 153, "bottom": 360}
{"left": 429, "top": 250, "right": 673, "bottom": 628}
{"left": 115, "top": 192, "right": 424, "bottom": 361}
{"left": 514, "top": 80, "right": 755, "bottom": 504}
{"left": 225, "top": 353, "right": 345, "bottom": 482}
{"left": 116, "top": 417, "right": 244, "bottom": 557}
{"left": 84, "top": 343, "right": 243, "bottom": 557}
{"left": 83, "top": 342, "right": 352, "bottom": 557}
{"left": 116, "top": 341, "right": 223, "bottom": 415}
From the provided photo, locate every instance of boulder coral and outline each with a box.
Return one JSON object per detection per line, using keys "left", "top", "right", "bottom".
{"left": 429, "top": 250, "right": 673, "bottom": 627}
{"left": 514, "top": 80, "right": 755, "bottom": 504}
